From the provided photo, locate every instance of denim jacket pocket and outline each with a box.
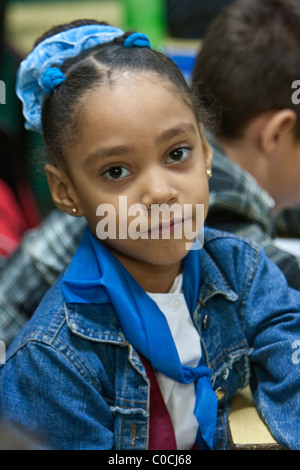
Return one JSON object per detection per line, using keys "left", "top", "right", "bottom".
{"left": 111, "top": 406, "right": 149, "bottom": 449}
{"left": 194, "top": 293, "right": 252, "bottom": 405}
{"left": 211, "top": 347, "right": 253, "bottom": 405}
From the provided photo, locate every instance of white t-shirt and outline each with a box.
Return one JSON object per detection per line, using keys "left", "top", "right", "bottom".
{"left": 147, "top": 274, "right": 201, "bottom": 450}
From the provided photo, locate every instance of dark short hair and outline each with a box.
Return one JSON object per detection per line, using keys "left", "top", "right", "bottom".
{"left": 36, "top": 19, "right": 212, "bottom": 167}
{"left": 192, "top": 0, "right": 300, "bottom": 139}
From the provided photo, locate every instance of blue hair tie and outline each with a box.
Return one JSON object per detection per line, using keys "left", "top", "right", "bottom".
{"left": 123, "top": 32, "right": 151, "bottom": 49}
{"left": 16, "top": 24, "right": 125, "bottom": 133}
{"left": 41, "top": 67, "right": 66, "bottom": 95}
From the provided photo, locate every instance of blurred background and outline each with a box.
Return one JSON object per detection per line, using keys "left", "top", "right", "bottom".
{"left": 0, "top": 0, "right": 232, "bottom": 221}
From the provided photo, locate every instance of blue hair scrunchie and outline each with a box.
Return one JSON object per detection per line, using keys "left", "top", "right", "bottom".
{"left": 123, "top": 32, "right": 151, "bottom": 49}
{"left": 40, "top": 67, "right": 66, "bottom": 95}
{"left": 39, "top": 32, "right": 151, "bottom": 96}
{"left": 16, "top": 24, "right": 125, "bottom": 133}
{"left": 16, "top": 25, "right": 152, "bottom": 134}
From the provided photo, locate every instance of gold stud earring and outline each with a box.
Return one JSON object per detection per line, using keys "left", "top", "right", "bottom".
{"left": 72, "top": 208, "right": 78, "bottom": 215}
{"left": 207, "top": 169, "right": 212, "bottom": 179}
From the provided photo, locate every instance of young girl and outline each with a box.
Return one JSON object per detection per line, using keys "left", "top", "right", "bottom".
{"left": 0, "top": 19, "right": 300, "bottom": 451}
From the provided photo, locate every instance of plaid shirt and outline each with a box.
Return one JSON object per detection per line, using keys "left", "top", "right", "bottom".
{"left": 206, "top": 139, "right": 300, "bottom": 291}
{"left": 0, "top": 210, "right": 86, "bottom": 347}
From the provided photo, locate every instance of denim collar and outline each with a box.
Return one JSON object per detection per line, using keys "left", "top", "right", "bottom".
{"left": 198, "top": 243, "right": 238, "bottom": 305}
{"left": 64, "top": 229, "right": 238, "bottom": 343}
{"left": 64, "top": 301, "right": 127, "bottom": 345}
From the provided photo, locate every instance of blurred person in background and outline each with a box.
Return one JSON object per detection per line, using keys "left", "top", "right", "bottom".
{"left": 192, "top": 0, "right": 300, "bottom": 290}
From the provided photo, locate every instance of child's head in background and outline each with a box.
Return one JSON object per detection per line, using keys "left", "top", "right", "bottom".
{"left": 17, "top": 20, "right": 213, "bottom": 288}
{"left": 192, "top": 0, "right": 300, "bottom": 212}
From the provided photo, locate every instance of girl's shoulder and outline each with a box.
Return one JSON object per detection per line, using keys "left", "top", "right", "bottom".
{"left": 4, "top": 272, "right": 67, "bottom": 362}
{"left": 200, "top": 226, "right": 266, "bottom": 297}
{"left": 203, "top": 226, "right": 261, "bottom": 258}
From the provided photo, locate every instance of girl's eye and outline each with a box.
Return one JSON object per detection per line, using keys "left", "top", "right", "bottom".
{"left": 167, "top": 147, "right": 191, "bottom": 164}
{"left": 104, "top": 166, "right": 131, "bottom": 180}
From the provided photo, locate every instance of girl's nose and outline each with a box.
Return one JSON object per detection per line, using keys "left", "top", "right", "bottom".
{"left": 140, "top": 169, "right": 178, "bottom": 208}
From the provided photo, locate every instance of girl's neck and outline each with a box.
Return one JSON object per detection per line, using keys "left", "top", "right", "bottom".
{"left": 139, "top": 263, "right": 183, "bottom": 293}
{"left": 107, "top": 247, "right": 183, "bottom": 293}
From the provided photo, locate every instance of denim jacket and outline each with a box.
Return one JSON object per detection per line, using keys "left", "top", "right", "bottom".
{"left": 1, "top": 228, "right": 300, "bottom": 450}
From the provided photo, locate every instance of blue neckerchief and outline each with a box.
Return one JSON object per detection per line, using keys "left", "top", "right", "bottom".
{"left": 61, "top": 227, "right": 217, "bottom": 449}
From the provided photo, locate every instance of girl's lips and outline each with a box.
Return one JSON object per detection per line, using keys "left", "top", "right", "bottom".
{"left": 146, "top": 217, "right": 191, "bottom": 237}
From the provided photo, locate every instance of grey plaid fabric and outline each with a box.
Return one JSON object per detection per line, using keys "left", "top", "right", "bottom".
{"left": 206, "top": 139, "right": 300, "bottom": 290}
{"left": 0, "top": 210, "right": 86, "bottom": 347}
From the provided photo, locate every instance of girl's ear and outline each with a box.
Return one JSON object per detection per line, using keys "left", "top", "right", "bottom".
{"left": 198, "top": 123, "right": 213, "bottom": 171}
{"left": 45, "top": 164, "right": 83, "bottom": 216}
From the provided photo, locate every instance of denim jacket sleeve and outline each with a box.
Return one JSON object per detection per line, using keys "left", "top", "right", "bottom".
{"left": 0, "top": 335, "right": 115, "bottom": 449}
{"left": 240, "top": 244, "right": 300, "bottom": 449}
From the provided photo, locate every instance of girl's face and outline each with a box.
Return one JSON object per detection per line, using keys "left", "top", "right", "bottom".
{"left": 48, "top": 72, "right": 211, "bottom": 283}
